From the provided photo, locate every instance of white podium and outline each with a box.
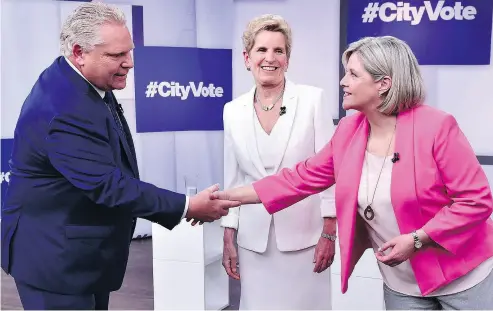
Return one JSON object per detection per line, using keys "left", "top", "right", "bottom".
{"left": 330, "top": 241, "right": 386, "bottom": 310}
{"left": 152, "top": 208, "right": 229, "bottom": 310}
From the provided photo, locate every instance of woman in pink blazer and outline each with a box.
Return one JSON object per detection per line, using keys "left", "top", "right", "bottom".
{"left": 211, "top": 36, "right": 493, "bottom": 309}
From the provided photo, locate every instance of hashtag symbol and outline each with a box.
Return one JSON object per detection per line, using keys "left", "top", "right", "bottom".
{"left": 362, "top": 2, "right": 379, "bottom": 23}
{"left": 145, "top": 82, "right": 158, "bottom": 98}
{"left": 1, "top": 172, "right": 10, "bottom": 183}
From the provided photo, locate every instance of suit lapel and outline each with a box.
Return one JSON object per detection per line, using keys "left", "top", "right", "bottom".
{"left": 107, "top": 93, "right": 140, "bottom": 178}
{"left": 59, "top": 58, "right": 140, "bottom": 178}
{"left": 391, "top": 108, "right": 420, "bottom": 232}
{"left": 242, "top": 80, "right": 299, "bottom": 178}
{"left": 243, "top": 87, "right": 269, "bottom": 178}
{"left": 335, "top": 116, "right": 369, "bottom": 267}
{"left": 120, "top": 118, "right": 140, "bottom": 179}
{"left": 272, "top": 80, "right": 298, "bottom": 173}
{"left": 335, "top": 110, "right": 421, "bottom": 235}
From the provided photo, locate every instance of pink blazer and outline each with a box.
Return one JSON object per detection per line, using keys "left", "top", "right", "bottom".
{"left": 253, "top": 105, "right": 493, "bottom": 296}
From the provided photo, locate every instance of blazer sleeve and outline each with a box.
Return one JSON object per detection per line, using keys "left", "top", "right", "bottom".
{"left": 422, "top": 114, "right": 493, "bottom": 255}
{"left": 314, "top": 89, "right": 336, "bottom": 218}
{"left": 253, "top": 119, "right": 342, "bottom": 215}
{"left": 46, "top": 112, "right": 186, "bottom": 230}
{"left": 220, "top": 105, "right": 245, "bottom": 229}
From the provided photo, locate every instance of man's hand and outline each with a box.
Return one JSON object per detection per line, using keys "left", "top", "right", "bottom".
{"left": 185, "top": 184, "right": 240, "bottom": 225}
{"left": 210, "top": 190, "right": 230, "bottom": 200}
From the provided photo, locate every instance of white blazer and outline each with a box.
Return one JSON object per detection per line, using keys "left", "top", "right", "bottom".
{"left": 221, "top": 80, "right": 336, "bottom": 253}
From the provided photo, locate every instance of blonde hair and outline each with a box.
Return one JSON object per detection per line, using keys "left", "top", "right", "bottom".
{"left": 242, "top": 14, "right": 292, "bottom": 58}
{"left": 342, "top": 36, "right": 425, "bottom": 115}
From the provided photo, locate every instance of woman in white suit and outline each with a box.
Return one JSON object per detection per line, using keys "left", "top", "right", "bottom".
{"left": 221, "top": 14, "right": 337, "bottom": 310}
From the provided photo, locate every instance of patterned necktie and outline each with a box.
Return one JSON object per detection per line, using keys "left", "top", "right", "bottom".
{"left": 103, "top": 92, "right": 139, "bottom": 178}
{"left": 103, "top": 92, "right": 126, "bottom": 136}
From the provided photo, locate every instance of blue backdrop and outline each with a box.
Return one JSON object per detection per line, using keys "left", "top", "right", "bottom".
{"left": 134, "top": 46, "right": 232, "bottom": 133}
{"left": 347, "top": 0, "right": 493, "bottom": 65}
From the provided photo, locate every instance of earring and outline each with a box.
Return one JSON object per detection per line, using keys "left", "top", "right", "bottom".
{"left": 246, "top": 67, "right": 251, "bottom": 71}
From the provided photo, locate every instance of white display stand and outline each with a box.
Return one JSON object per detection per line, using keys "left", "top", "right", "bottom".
{"left": 152, "top": 188, "right": 229, "bottom": 310}
{"left": 330, "top": 241, "right": 386, "bottom": 310}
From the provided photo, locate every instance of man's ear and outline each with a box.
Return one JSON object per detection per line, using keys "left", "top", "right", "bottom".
{"left": 72, "top": 44, "right": 85, "bottom": 66}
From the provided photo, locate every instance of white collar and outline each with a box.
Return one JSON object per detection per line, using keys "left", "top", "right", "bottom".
{"left": 64, "top": 57, "right": 106, "bottom": 99}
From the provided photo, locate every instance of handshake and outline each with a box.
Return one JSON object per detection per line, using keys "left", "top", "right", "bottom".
{"left": 184, "top": 184, "right": 240, "bottom": 226}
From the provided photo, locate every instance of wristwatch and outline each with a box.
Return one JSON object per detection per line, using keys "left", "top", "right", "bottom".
{"left": 411, "top": 231, "right": 422, "bottom": 250}
{"left": 321, "top": 232, "right": 337, "bottom": 241}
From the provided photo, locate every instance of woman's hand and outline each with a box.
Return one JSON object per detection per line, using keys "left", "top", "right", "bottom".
{"left": 313, "top": 236, "right": 335, "bottom": 273}
{"left": 222, "top": 228, "right": 240, "bottom": 280}
{"left": 210, "top": 185, "right": 260, "bottom": 205}
{"left": 375, "top": 234, "right": 415, "bottom": 267}
{"left": 313, "top": 217, "right": 337, "bottom": 273}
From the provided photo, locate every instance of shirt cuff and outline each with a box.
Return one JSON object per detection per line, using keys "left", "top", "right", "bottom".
{"left": 181, "top": 196, "right": 189, "bottom": 219}
{"left": 320, "top": 200, "right": 336, "bottom": 218}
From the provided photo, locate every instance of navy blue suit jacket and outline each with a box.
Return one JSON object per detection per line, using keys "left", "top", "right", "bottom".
{"left": 1, "top": 57, "right": 186, "bottom": 294}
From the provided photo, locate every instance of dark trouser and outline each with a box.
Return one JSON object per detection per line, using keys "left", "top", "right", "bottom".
{"left": 15, "top": 279, "right": 110, "bottom": 310}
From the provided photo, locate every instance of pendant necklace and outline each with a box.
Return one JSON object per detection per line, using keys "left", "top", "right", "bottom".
{"left": 255, "top": 80, "right": 286, "bottom": 112}
{"left": 364, "top": 123, "right": 396, "bottom": 221}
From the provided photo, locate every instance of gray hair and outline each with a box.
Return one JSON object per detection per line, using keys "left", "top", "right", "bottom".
{"left": 342, "top": 36, "right": 425, "bottom": 115}
{"left": 242, "top": 14, "right": 293, "bottom": 58}
{"left": 60, "top": 2, "right": 127, "bottom": 57}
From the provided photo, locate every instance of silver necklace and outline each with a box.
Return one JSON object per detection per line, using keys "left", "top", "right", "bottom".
{"left": 364, "top": 124, "right": 396, "bottom": 221}
{"left": 255, "top": 81, "right": 286, "bottom": 111}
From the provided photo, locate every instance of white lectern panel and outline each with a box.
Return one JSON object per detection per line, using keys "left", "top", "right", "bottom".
{"left": 1, "top": 0, "right": 59, "bottom": 138}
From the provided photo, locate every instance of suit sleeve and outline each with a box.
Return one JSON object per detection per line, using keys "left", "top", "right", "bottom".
{"left": 220, "top": 105, "right": 244, "bottom": 229}
{"left": 422, "top": 114, "right": 493, "bottom": 255}
{"left": 46, "top": 113, "right": 186, "bottom": 230}
{"left": 314, "top": 90, "right": 336, "bottom": 218}
{"left": 253, "top": 118, "right": 342, "bottom": 215}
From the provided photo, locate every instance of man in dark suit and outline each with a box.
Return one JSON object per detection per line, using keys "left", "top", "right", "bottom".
{"left": 0, "top": 2, "right": 238, "bottom": 310}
